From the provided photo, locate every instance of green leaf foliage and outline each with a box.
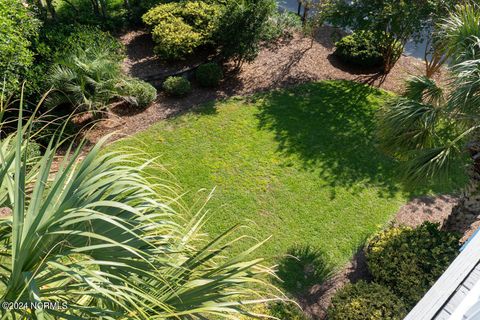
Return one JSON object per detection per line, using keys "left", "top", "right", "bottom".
{"left": 119, "top": 78, "right": 157, "bottom": 108}
{"left": 163, "top": 76, "right": 191, "bottom": 97}
{"left": 214, "top": 0, "right": 275, "bottom": 65}
{"left": 365, "top": 222, "right": 460, "bottom": 308}
{"left": 142, "top": 1, "right": 221, "bottom": 60}
{"left": 328, "top": 281, "right": 407, "bottom": 320}
{"left": 0, "top": 0, "right": 40, "bottom": 98}
{"left": 195, "top": 62, "right": 224, "bottom": 87}
{"left": 334, "top": 31, "right": 386, "bottom": 69}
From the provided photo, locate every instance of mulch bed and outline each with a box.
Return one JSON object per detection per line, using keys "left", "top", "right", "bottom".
{"left": 83, "top": 25, "right": 440, "bottom": 144}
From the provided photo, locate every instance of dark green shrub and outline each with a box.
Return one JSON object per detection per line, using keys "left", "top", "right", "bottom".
{"left": 0, "top": 0, "right": 40, "bottom": 98}
{"left": 142, "top": 1, "right": 221, "bottom": 60}
{"left": 328, "top": 281, "right": 407, "bottom": 320}
{"left": 214, "top": 0, "right": 275, "bottom": 66}
{"left": 37, "top": 24, "right": 124, "bottom": 64}
{"left": 163, "top": 76, "right": 191, "bottom": 97}
{"left": 334, "top": 31, "right": 385, "bottom": 68}
{"left": 276, "top": 245, "right": 332, "bottom": 294}
{"left": 121, "top": 78, "right": 157, "bottom": 108}
{"left": 195, "top": 63, "right": 223, "bottom": 87}
{"left": 365, "top": 222, "right": 460, "bottom": 307}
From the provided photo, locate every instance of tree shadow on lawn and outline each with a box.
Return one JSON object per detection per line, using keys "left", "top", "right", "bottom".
{"left": 256, "top": 80, "right": 427, "bottom": 198}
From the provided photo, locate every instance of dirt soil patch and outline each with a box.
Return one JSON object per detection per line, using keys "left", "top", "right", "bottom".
{"left": 84, "top": 26, "right": 439, "bottom": 144}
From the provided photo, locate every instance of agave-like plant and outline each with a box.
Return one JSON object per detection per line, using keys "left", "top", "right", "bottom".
{"left": 377, "top": 2, "right": 480, "bottom": 215}
{"left": 0, "top": 94, "right": 280, "bottom": 319}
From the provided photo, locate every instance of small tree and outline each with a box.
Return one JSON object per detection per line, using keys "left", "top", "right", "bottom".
{"left": 328, "top": 0, "right": 451, "bottom": 73}
{"left": 214, "top": 0, "right": 275, "bottom": 69}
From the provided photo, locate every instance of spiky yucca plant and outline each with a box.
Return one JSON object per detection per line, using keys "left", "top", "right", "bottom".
{"left": 0, "top": 94, "right": 280, "bottom": 319}
{"left": 378, "top": 2, "right": 480, "bottom": 216}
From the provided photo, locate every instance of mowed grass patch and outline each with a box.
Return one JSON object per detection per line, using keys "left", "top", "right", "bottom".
{"left": 112, "top": 80, "right": 459, "bottom": 269}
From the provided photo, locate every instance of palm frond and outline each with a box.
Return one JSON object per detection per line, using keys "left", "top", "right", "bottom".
{"left": 377, "top": 95, "right": 441, "bottom": 156}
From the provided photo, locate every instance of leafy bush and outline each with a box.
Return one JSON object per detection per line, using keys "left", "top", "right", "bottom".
{"left": 143, "top": 1, "right": 221, "bottom": 60}
{"left": 163, "top": 76, "right": 191, "bottom": 97}
{"left": 37, "top": 24, "right": 124, "bottom": 63}
{"left": 120, "top": 78, "right": 157, "bottom": 108}
{"left": 0, "top": 0, "right": 40, "bottom": 98}
{"left": 262, "top": 11, "right": 303, "bottom": 42}
{"left": 365, "top": 222, "right": 460, "bottom": 307}
{"left": 47, "top": 47, "right": 125, "bottom": 116}
{"left": 214, "top": 0, "right": 276, "bottom": 66}
{"left": 276, "top": 245, "right": 332, "bottom": 294}
{"left": 334, "top": 31, "right": 385, "bottom": 68}
{"left": 328, "top": 281, "right": 407, "bottom": 320}
{"left": 195, "top": 62, "right": 223, "bottom": 87}
{"left": 27, "top": 25, "right": 125, "bottom": 101}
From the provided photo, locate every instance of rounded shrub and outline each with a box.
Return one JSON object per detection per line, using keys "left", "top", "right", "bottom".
{"left": 163, "top": 76, "right": 191, "bottom": 97}
{"left": 142, "top": 1, "right": 221, "bottom": 60}
{"left": 365, "top": 222, "right": 460, "bottom": 307}
{"left": 195, "top": 62, "right": 223, "bottom": 87}
{"left": 122, "top": 78, "right": 157, "bottom": 108}
{"left": 334, "top": 31, "right": 384, "bottom": 68}
{"left": 328, "top": 281, "right": 407, "bottom": 320}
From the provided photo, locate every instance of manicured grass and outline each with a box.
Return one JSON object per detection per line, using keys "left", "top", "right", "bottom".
{"left": 112, "top": 80, "right": 455, "bottom": 270}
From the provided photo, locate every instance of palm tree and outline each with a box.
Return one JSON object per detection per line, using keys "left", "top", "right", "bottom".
{"left": 377, "top": 2, "right": 480, "bottom": 225}
{"left": 0, "top": 95, "right": 281, "bottom": 319}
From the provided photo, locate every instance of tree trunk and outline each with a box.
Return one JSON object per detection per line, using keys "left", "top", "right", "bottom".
{"left": 99, "top": 0, "right": 108, "bottom": 18}
{"left": 90, "top": 0, "right": 100, "bottom": 16}
{"left": 45, "top": 0, "right": 57, "bottom": 20}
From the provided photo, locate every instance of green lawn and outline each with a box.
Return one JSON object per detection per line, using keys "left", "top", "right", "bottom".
{"left": 112, "top": 80, "right": 453, "bottom": 270}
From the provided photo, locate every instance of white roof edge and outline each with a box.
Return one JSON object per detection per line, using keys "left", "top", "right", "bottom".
{"left": 405, "top": 231, "right": 480, "bottom": 320}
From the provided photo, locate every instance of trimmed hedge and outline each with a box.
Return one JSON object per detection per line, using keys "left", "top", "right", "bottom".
{"left": 328, "top": 281, "right": 407, "bottom": 320}
{"left": 334, "top": 31, "right": 385, "bottom": 68}
{"left": 163, "top": 76, "right": 191, "bottom": 97}
{"left": 196, "top": 62, "right": 223, "bottom": 87}
{"left": 142, "top": 1, "right": 221, "bottom": 60}
{"left": 365, "top": 222, "right": 460, "bottom": 307}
